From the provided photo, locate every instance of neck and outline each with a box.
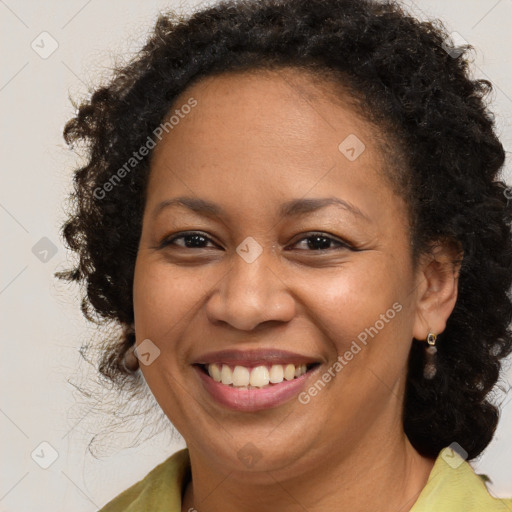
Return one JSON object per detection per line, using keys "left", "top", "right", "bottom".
{"left": 181, "top": 432, "right": 435, "bottom": 512}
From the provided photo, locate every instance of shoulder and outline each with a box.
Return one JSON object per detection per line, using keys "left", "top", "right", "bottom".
{"left": 98, "top": 448, "right": 190, "bottom": 512}
{"left": 411, "top": 447, "right": 512, "bottom": 512}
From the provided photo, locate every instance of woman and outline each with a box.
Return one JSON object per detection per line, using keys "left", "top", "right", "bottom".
{"left": 57, "top": 0, "right": 512, "bottom": 510}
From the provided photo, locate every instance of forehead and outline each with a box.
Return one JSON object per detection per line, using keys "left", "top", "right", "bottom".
{"left": 151, "top": 69, "right": 383, "bottom": 175}
{"left": 145, "top": 68, "right": 405, "bottom": 227}
{"left": 163, "top": 67, "right": 372, "bottom": 145}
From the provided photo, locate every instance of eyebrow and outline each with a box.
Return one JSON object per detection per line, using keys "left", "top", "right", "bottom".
{"left": 153, "top": 196, "right": 371, "bottom": 222}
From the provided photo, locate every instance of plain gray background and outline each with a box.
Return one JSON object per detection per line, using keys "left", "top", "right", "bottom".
{"left": 1, "top": 0, "right": 511, "bottom": 510}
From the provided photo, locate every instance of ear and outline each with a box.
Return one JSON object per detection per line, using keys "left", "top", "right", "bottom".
{"left": 412, "top": 238, "right": 463, "bottom": 341}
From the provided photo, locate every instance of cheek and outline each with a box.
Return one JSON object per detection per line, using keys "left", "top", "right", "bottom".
{"left": 299, "top": 263, "right": 412, "bottom": 410}
{"left": 132, "top": 257, "right": 200, "bottom": 416}
{"left": 298, "top": 262, "right": 414, "bottom": 399}
{"left": 133, "top": 255, "right": 211, "bottom": 340}
{"left": 297, "top": 259, "right": 406, "bottom": 348}
{"left": 133, "top": 251, "right": 411, "bottom": 343}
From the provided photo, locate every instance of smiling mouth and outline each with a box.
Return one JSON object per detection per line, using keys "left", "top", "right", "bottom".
{"left": 195, "top": 362, "right": 321, "bottom": 389}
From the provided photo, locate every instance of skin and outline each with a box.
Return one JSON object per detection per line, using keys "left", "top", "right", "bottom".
{"left": 132, "top": 68, "right": 461, "bottom": 512}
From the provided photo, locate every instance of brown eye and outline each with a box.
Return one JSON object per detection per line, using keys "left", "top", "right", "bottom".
{"left": 160, "top": 231, "right": 218, "bottom": 249}
{"left": 159, "top": 231, "right": 355, "bottom": 252}
{"left": 291, "top": 232, "right": 354, "bottom": 251}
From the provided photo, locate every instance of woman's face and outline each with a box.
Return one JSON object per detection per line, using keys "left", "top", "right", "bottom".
{"left": 133, "top": 69, "right": 429, "bottom": 475}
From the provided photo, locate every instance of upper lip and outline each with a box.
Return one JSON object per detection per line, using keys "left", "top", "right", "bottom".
{"left": 194, "top": 349, "right": 322, "bottom": 367}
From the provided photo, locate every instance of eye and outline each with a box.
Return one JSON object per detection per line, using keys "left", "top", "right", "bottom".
{"left": 289, "top": 232, "right": 353, "bottom": 252}
{"left": 159, "top": 231, "right": 219, "bottom": 249}
{"left": 159, "top": 231, "right": 354, "bottom": 252}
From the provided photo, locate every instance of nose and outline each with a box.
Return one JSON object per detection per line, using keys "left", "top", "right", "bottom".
{"left": 205, "top": 247, "right": 296, "bottom": 331}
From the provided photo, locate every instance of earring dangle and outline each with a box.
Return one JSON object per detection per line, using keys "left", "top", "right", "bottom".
{"left": 423, "top": 332, "right": 437, "bottom": 380}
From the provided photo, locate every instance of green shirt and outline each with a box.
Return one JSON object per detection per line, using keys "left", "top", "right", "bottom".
{"left": 98, "top": 447, "right": 512, "bottom": 511}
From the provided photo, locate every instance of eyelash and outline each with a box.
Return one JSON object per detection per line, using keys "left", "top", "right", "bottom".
{"left": 159, "top": 231, "right": 355, "bottom": 252}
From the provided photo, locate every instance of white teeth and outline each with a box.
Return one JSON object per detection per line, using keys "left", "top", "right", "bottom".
{"left": 221, "top": 364, "right": 233, "bottom": 385}
{"left": 269, "top": 364, "right": 284, "bottom": 383}
{"left": 206, "top": 363, "right": 309, "bottom": 388}
{"left": 232, "top": 365, "right": 250, "bottom": 386}
{"left": 284, "top": 363, "right": 296, "bottom": 381}
{"left": 208, "top": 363, "right": 222, "bottom": 382}
{"left": 249, "top": 366, "right": 269, "bottom": 388}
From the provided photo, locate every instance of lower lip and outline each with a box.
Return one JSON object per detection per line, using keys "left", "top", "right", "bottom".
{"left": 195, "top": 365, "right": 318, "bottom": 412}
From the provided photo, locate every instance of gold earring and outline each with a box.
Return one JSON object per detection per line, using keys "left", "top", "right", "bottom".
{"left": 423, "top": 332, "right": 437, "bottom": 380}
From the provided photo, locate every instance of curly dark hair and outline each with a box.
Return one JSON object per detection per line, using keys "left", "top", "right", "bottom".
{"left": 57, "top": 0, "right": 512, "bottom": 460}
